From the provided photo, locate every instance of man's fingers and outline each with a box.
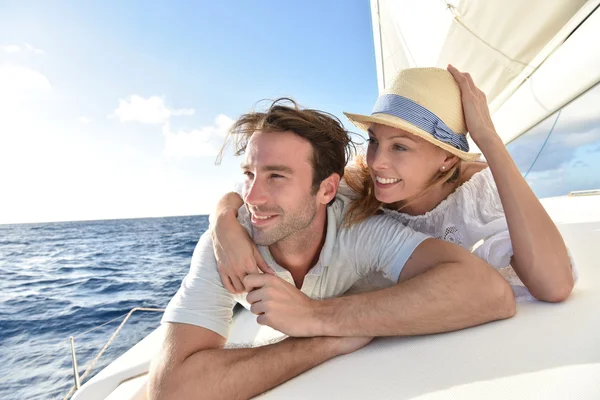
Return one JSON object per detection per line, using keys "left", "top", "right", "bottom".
{"left": 246, "top": 288, "right": 267, "bottom": 304}
{"left": 256, "top": 314, "right": 268, "bottom": 326}
{"left": 250, "top": 301, "right": 267, "bottom": 315}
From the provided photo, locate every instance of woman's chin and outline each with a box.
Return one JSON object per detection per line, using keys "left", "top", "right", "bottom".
{"left": 374, "top": 188, "right": 404, "bottom": 204}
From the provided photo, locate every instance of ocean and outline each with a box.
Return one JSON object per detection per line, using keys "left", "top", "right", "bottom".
{"left": 0, "top": 215, "right": 208, "bottom": 400}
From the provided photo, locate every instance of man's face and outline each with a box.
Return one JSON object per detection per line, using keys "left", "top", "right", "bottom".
{"left": 241, "top": 131, "right": 319, "bottom": 246}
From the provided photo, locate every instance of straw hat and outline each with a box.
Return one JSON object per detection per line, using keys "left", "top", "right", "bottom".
{"left": 344, "top": 67, "right": 480, "bottom": 161}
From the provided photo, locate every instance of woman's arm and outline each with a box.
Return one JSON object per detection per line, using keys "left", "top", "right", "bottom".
{"left": 448, "top": 65, "right": 574, "bottom": 302}
{"left": 475, "top": 136, "right": 573, "bottom": 302}
{"left": 209, "top": 192, "right": 273, "bottom": 294}
{"left": 209, "top": 191, "right": 244, "bottom": 223}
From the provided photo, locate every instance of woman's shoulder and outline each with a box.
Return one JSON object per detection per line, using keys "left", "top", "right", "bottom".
{"left": 460, "top": 161, "right": 489, "bottom": 184}
{"left": 458, "top": 161, "right": 505, "bottom": 216}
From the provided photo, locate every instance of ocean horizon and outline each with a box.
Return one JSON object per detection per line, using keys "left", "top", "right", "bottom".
{"left": 0, "top": 213, "right": 206, "bottom": 227}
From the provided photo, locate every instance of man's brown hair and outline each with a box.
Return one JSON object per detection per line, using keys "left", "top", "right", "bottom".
{"left": 217, "top": 98, "right": 355, "bottom": 193}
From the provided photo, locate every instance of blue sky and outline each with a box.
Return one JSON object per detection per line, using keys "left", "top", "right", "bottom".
{"left": 3, "top": 1, "right": 599, "bottom": 224}
{"left": 0, "top": 1, "right": 378, "bottom": 224}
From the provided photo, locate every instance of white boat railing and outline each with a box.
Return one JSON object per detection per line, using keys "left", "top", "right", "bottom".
{"left": 568, "top": 189, "right": 600, "bottom": 197}
{"left": 61, "top": 307, "right": 165, "bottom": 400}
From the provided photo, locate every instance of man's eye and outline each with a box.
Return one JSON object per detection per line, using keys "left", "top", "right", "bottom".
{"left": 243, "top": 171, "right": 254, "bottom": 178}
{"left": 270, "top": 174, "right": 284, "bottom": 179}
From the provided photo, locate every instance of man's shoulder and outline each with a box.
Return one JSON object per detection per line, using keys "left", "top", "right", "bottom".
{"left": 330, "top": 194, "right": 400, "bottom": 228}
{"left": 331, "top": 192, "right": 354, "bottom": 215}
{"left": 330, "top": 194, "right": 416, "bottom": 243}
{"left": 327, "top": 195, "right": 430, "bottom": 282}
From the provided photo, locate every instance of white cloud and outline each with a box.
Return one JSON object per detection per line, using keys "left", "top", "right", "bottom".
{"left": 171, "top": 108, "right": 196, "bottom": 117}
{"left": 4, "top": 45, "right": 21, "bottom": 53}
{"left": 0, "top": 64, "right": 51, "bottom": 106}
{"left": 3, "top": 44, "right": 45, "bottom": 54}
{"left": 163, "top": 114, "right": 234, "bottom": 158}
{"left": 0, "top": 101, "right": 238, "bottom": 223}
{"left": 111, "top": 95, "right": 195, "bottom": 124}
{"left": 0, "top": 64, "right": 51, "bottom": 92}
{"left": 24, "top": 43, "right": 45, "bottom": 54}
{"left": 79, "top": 116, "right": 91, "bottom": 124}
{"left": 557, "top": 127, "right": 600, "bottom": 148}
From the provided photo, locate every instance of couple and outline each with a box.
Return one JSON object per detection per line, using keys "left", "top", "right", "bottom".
{"left": 148, "top": 66, "right": 575, "bottom": 399}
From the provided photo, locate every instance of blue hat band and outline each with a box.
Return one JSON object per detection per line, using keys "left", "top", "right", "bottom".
{"left": 371, "top": 94, "right": 469, "bottom": 152}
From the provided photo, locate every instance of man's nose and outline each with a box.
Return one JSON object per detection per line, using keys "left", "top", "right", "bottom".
{"left": 244, "top": 177, "right": 268, "bottom": 206}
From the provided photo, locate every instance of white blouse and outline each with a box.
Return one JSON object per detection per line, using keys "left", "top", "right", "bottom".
{"left": 341, "top": 167, "right": 577, "bottom": 302}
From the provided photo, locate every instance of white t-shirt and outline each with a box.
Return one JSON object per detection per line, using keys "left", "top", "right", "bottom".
{"left": 162, "top": 194, "right": 429, "bottom": 338}
{"left": 341, "top": 167, "right": 578, "bottom": 302}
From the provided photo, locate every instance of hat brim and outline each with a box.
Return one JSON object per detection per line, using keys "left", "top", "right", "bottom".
{"left": 344, "top": 111, "right": 481, "bottom": 162}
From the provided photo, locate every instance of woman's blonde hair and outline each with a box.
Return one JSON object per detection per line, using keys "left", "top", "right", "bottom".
{"left": 344, "top": 153, "right": 461, "bottom": 226}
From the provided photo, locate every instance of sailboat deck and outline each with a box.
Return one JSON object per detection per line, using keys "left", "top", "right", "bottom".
{"left": 72, "top": 194, "right": 600, "bottom": 400}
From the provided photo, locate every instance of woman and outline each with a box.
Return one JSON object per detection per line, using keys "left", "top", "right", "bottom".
{"left": 211, "top": 65, "right": 575, "bottom": 302}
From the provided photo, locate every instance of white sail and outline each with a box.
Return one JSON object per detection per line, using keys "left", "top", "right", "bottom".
{"left": 371, "top": 0, "right": 600, "bottom": 142}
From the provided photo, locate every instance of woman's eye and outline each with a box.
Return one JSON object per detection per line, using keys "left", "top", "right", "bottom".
{"left": 393, "top": 144, "right": 407, "bottom": 151}
{"left": 367, "top": 138, "right": 377, "bottom": 145}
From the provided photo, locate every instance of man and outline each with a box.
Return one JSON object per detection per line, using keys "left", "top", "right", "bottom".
{"left": 148, "top": 99, "right": 516, "bottom": 399}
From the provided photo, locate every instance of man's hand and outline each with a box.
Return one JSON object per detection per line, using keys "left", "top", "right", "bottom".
{"left": 244, "top": 273, "right": 323, "bottom": 337}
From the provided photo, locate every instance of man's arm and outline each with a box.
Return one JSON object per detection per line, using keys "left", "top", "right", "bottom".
{"left": 151, "top": 229, "right": 371, "bottom": 399}
{"left": 237, "top": 238, "right": 516, "bottom": 338}
{"left": 148, "top": 323, "right": 370, "bottom": 400}
{"left": 315, "top": 238, "right": 516, "bottom": 337}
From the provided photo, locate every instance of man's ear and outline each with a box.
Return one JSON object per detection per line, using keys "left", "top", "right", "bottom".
{"left": 317, "top": 173, "right": 340, "bottom": 205}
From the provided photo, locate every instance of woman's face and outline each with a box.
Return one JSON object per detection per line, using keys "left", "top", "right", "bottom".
{"left": 366, "top": 123, "right": 452, "bottom": 204}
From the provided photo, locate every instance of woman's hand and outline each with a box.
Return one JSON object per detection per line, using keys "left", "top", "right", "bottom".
{"left": 448, "top": 65, "right": 573, "bottom": 303}
{"left": 447, "top": 64, "right": 502, "bottom": 152}
{"left": 211, "top": 212, "right": 274, "bottom": 293}
{"left": 210, "top": 192, "right": 275, "bottom": 294}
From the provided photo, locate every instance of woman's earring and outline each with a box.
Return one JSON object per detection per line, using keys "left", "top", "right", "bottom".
{"left": 441, "top": 165, "right": 446, "bottom": 171}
